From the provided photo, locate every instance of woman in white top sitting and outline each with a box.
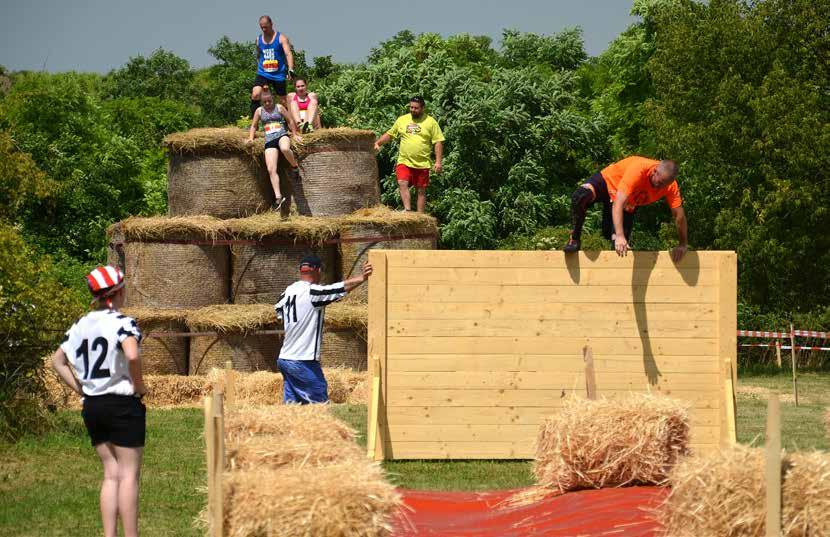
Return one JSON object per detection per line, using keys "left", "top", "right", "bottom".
{"left": 51, "top": 265, "right": 147, "bottom": 537}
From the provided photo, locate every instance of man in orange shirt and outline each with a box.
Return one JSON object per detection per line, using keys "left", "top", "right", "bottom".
{"left": 563, "top": 156, "right": 689, "bottom": 261}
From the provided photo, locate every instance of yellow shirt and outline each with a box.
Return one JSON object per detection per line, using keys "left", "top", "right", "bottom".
{"left": 386, "top": 114, "right": 445, "bottom": 169}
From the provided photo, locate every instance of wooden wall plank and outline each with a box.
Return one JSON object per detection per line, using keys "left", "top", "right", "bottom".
{"left": 388, "top": 284, "right": 718, "bottom": 304}
{"left": 386, "top": 406, "right": 721, "bottom": 426}
{"left": 388, "top": 389, "right": 721, "bottom": 407}
{"left": 388, "top": 355, "right": 722, "bottom": 373}
{"left": 387, "top": 370, "right": 721, "bottom": 391}
{"left": 388, "top": 267, "right": 716, "bottom": 287}
{"left": 386, "top": 250, "right": 720, "bottom": 270}
{"left": 389, "top": 302, "right": 717, "bottom": 321}
{"left": 388, "top": 319, "right": 717, "bottom": 339}
{"left": 388, "top": 336, "right": 718, "bottom": 356}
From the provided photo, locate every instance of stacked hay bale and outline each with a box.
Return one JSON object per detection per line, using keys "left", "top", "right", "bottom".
{"left": 226, "top": 213, "right": 339, "bottom": 304}
{"left": 339, "top": 206, "right": 438, "bottom": 302}
{"left": 103, "top": 126, "right": 436, "bottom": 384}
{"left": 290, "top": 128, "right": 381, "bottom": 216}
{"left": 187, "top": 305, "right": 279, "bottom": 374}
{"left": 659, "top": 446, "right": 830, "bottom": 536}
{"left": 218, "top": 405, "right": 401, "bottom": 536}
{"left": 122, "top": 308, "right": 191, "bottom": 375}
{"left": 164, "top": 128, "right": 276, "bottom": 218}
{"left": 113, "top": 216, "right": 229, "bottom": 309}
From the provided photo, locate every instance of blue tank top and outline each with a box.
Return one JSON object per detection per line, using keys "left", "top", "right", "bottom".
{"left": 256, "top": 32, "right": 288, "bottom": 81}
{"left": 260, "top": 105, "right": 287, "bottom": 142}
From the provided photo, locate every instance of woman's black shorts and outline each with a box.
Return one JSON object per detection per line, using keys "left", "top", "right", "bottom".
{"left": 82, "top": 394, "right": 146, "bottom": 448}
{"left": 264, "top": 135, "right": 288, "bottom": 150}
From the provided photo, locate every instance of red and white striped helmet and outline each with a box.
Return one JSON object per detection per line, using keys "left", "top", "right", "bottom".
{"left": 86, "top": 265, "right": 125, "bottom": 296}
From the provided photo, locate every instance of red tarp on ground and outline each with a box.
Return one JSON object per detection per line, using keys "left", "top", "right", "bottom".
{"left": 392, "top": 486, "right": 668, "bottom": 537}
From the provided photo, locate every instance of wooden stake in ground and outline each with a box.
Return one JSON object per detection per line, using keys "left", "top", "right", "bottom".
{"left": 583, "top": 346, "right": 597, "bottom": 400}
{"left": 765, "top": 394, "right": 781, "bottom": 537}
{"left": 224, "top": 360, "right": 236, "bottom": 411}
{"left": 211, "top": 388, "right": 224, "bottom": 537}
{"left": 790, "top": 323, "right": 799, "bottom": 407}
{"left": 775, "top": 340, "right": 782, "bottom": 368}
{"left": 203, "top": 395, "right": 215, "bottom": 537}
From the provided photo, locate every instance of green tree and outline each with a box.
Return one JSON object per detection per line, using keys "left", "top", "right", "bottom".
{"left": 647, "top": 0, "right": 830, "bottom": 312}
{"left": 195, "top": 37, "right": 256, "bottom": 124}
{"left": 103, "top": 48, "right": 193, "bottom": 101}
{"left": 0, "top": 223, "right": 86, "bottom": 441}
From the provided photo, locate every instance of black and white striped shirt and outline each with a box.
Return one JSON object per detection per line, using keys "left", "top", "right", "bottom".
{"left": 275, "top": 281, "right": 347, "bottom": 361}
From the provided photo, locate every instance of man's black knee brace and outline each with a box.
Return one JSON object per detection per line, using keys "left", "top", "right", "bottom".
{"left": 571, "top": 186, "right": 594, "bottom": 212}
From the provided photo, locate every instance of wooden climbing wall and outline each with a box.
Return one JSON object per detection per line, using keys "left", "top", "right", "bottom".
{"left": 367, "top": 250, "right": 737, "bottom": 460}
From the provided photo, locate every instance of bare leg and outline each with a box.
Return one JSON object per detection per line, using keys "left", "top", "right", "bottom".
{"left": 398, "top": 181, "right": 412, "bottom": 211}
{"left": 264, "top": 147, "right": 282, "bottom": 199}
{"left": 278, "top": 136, "right": 298, "bottom": 168}
{"left": 289, "top": 97, "right": 302, "bottom": 126}
{"left": 307, "top": 93, "right": 320, "bottom": 129}
{"left": 95, "top": 443, "right": 120, "bottom": 537}
{"left": 416, "top": 187, "right": 427, "bottom": 213}
{"left": 114, "top": 445, "right": 143, "bottom": 537}
{"left": 250, "top": 86, "right": 264, "bottom": 119}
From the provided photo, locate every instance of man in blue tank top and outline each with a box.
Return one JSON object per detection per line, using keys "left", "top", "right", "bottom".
{"left": 250, "top": 15, "right": 295, "bottom": 118}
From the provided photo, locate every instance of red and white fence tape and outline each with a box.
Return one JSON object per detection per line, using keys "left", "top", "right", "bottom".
{"left": 739, "top": 343, "right": 830, "bottom": 352}
{"left": 736, "top": 330, "right": 790, "bottom": 339}
{"left": 792, "top": 330, "right": 829, "bottom": 339}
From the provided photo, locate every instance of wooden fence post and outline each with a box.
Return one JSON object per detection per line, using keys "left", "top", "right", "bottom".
{"left": 203, "top": 394, "right": 215, "bottom": 536}
{"left": 790, "top": 324, "right": 799, "bottom": 407}
{"left": 765, "top": 394, "right": 782, "bottom": 537}
{"left": 224, "top": 360, "right": 235, "bottom": 411}
{"left": 583, "top": 346, "right": 597, "bottom": 400}
{"left": 211, "top": 387, "right": 224, "bottom": 537}
{"left": 367, "top": 357, "right": 381, "bottom": 459}
{"left": 775, "top": 341, "right": 782, "bottom": 368}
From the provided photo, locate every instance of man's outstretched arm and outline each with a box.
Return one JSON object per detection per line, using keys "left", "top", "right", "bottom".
{"left": 612, "top": 190, "right": 630, "bottom": 257}
{"left": 671, "top": 206, "right": 688, "bottom": 262}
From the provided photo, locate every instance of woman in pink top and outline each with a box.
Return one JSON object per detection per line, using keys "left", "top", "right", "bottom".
{"left": 287, "top": 78, "right": 322, "bottom": 132}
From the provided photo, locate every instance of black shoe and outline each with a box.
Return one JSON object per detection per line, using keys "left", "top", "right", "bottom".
{"left": 272, "top": 197, "right": 285, "bottom": 212}
{"left": 563, "top": 238, "right": 581, "bottom": 253}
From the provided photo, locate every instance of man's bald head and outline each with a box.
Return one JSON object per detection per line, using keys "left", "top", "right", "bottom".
{"left": 651, "top": 159, "right": 679, "bottom": 188}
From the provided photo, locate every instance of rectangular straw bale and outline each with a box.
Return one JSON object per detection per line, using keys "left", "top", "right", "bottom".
{"left": 227, "top": 433, "right": 363, "bottom": 472}
{"left": 660, "top": 447, "right": 830, "bottom": 537}
{"left": 224, "top": 404, "right": 356, "bottom": 444}
{"left": 534, "top": 394, "right": 690, "bottom": 494}
{"left": 208, "top": 368, "right": 283, "bottom": 406}
{"left": 223, "top": 463, "right": 400, "bottom": 537}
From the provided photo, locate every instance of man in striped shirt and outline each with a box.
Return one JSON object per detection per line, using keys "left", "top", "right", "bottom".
{"left": 275, "top": 254, "right": 372, "bottom": 403}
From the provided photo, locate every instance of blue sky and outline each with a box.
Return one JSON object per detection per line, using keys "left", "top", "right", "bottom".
{"left": 0, "top": 0, "right": 637, "bottom": 72}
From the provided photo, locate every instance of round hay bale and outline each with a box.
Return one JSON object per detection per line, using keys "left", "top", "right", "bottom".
{"left": 123, "top": 308, "right": 190, "bottom": 375}
{"left": 167, "top": 153, "right": 273, "bottom": 218}
{"left": 123, "top": 242, "right": 230, "bottom": 309}
{"left": 291, "top": 129, "right": 380, "bottom": 216}
{"left": 231, "top": 243, "right": 338, "bottom": 304}
{"left": 189, "top": 333, "right": 280, "bottom": 374}
{"left": 322, "top": 327, "right": 367, "bottom": 371}
{"left": 106, "top": 222, "right": 126, "bottom": 272}
{"left": 340, "top": 222, "right": 437, "bottom": 303}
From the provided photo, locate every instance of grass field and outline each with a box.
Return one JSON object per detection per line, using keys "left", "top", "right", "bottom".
{"left": 0, "top": 370, "right": 827, "bottom": 536}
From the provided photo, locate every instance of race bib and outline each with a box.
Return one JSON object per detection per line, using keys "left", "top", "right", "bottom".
{"left": 405, "top": 123, "right": 422, "bottom": 134}
{"left": 262, "top": 49, "right": 279, "bottom": 72}
{"left": 264, "top": 122, "right": 284, "bottom": 135}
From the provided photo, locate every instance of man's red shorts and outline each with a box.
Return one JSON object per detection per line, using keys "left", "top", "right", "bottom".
{"left": 396, "top": 164, "right": 430, "bottom": 188}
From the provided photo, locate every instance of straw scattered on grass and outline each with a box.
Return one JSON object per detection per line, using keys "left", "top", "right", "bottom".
{"left": 223, "top": 463, "right": 400, "bottom": 537}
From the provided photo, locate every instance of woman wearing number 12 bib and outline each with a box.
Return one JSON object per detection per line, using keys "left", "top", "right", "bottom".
{"left": 51, "top": 265, "right": 148, "bottom": 537}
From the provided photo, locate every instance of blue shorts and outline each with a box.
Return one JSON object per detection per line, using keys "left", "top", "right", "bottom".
{"left": 277, "top": 359, "right": 328, "bottom": 404}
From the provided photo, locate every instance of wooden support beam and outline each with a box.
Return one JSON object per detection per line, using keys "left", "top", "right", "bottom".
{"left": 367, "top": 357, "right": 381, "bottom": 459}
{"left": 583, "top": 346, "right": 597, "bottom": 400}
{"left": 790, "top": 324, "right": 799, "bottom": 407}
{"left": 765, "top": 394, "right": 781, "bottom": 537}
{"left": 723, "top": 360, "right": 737, "bottom": 445}
{"left": 211, "top": 389, "right": 224, "bottom": 537}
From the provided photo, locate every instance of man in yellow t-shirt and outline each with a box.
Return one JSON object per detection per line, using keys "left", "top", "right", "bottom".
{"left": 374, "top": 96, "right": 445, "bottom": 213}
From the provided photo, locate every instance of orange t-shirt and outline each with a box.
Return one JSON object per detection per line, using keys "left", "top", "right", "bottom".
{"left": 600, "top": 156, "right": 682, "bottom": 213}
